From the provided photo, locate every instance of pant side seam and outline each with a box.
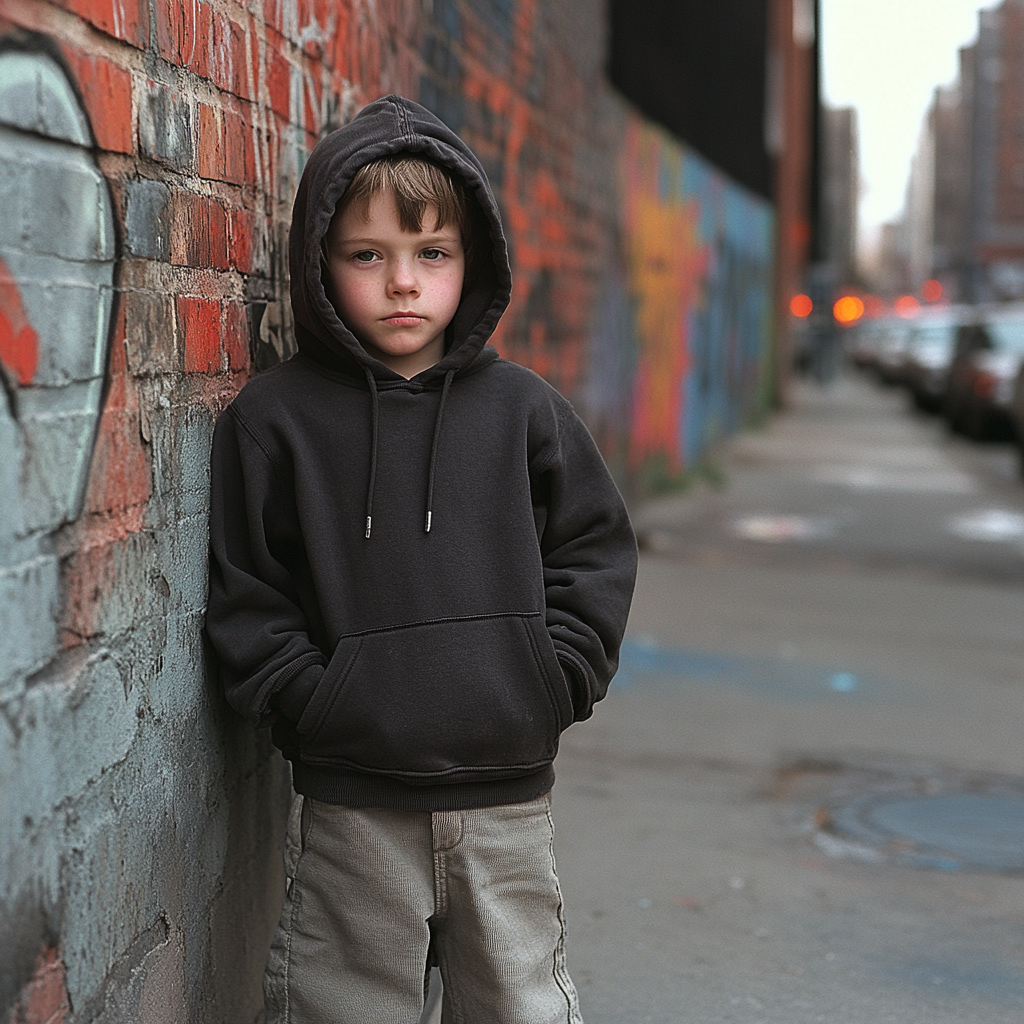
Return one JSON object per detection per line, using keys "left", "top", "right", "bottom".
{"left": 546, "top": 806, "right": 582, "bottom": 1023}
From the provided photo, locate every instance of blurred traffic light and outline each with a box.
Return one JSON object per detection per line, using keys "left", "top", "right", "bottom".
{"left": 894, "top": 295, "right": 921, "bottom": 317}
{"left": 790, "top": 294, "right": 813, "bottom": 317}
{"left": 833, "top": 295, "right": 865, "bottom": 324}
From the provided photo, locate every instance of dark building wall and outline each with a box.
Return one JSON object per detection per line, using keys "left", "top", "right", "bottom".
{"left": 607, "top": 0, "right": 773, "bottom": 200}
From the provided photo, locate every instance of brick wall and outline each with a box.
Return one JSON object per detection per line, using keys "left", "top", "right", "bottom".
{"left": 0, "top": 1, "right": 775, "bottom": 1020}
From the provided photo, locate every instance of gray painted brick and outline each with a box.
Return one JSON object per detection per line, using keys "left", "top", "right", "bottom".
{"left": 138, "top": 85, "right": 195, "bottom": 171}
{"left": 17, "top": 381, "right": 107, "bottom": 531}
{"left": 0, "top": 554, "right": 60, "bottom": 695}
{"left": 0, "top": 148, "right": 29, "bottom": 249}
{"left": 23, "top": 157, "right": 115, "bottom": 262}
{"left": 125, "top": 180, "right": 172, "bottom": 261}
{"left": 0, "top": 51, "right": 91, "bottom": 146}
{"left": 14, "top": 272, "right": 113, "bottom": 384}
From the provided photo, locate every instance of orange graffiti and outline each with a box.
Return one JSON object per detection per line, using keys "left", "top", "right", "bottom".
{"left": 0, "top": 258, "right": 39, "bottom": 386}
{"left": 623, "top": 120, "right": 708, "bottom": 472}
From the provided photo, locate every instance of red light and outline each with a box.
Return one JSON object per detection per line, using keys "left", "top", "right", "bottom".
{"left": 790, "top": 294, "right": 813, "bottom": 318}
{"left": 922, "top": 279, "right": 943, "bottom": 303}
{"left": 833, "top": 295, "right": 865, "bottom": 324}
{"left": 894, "top": 295, "right": 920, "bottom": 318}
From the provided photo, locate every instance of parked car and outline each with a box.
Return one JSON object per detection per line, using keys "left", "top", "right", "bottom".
{"left": 902, "top": 306, "right": 973, "bottom": 413}
{"left": 873, "top": 317, "right": 916, "bottom": 385}
{"left": 1011, "top": 361, "right": 1024, "bottom": 474}
{"left": 848, "top": 317, "right": 888, "bottom": 370}
{"left": 945, "top": 304, "right": 1024, "bottom": 439}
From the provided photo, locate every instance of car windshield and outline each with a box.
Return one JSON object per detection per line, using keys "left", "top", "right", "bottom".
{"left": 878, "top": 321, "right": 913, "bottom": 349}
{"left": 911, "top": 322, "right": 957, "bottom": 353}
{"left": 983, "top": 316, "right": 1024, "bottom": 354}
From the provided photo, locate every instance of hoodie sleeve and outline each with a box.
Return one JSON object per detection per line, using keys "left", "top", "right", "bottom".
{"left": 533, "top": 402, "right": 638, "bottom": 722}
{"left": 205, "top": 406, "right": 326, "bottom": 727}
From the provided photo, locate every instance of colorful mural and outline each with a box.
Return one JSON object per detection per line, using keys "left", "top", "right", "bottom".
{"left": 619, "top": 115, "right": 775, "bottom": 486}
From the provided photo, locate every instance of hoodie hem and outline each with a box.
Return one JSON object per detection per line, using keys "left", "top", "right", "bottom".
{"left": 290, "top": 762, "right": 555, "bottom": 811}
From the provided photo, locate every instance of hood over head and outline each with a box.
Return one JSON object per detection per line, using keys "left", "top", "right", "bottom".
{"left": 290, "top": 95, "right": 511, "bottom": 384}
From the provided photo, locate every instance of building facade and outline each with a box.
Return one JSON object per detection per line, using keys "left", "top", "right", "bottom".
{"left": 889, "top": 0, "right": 1024, "bottom": 300}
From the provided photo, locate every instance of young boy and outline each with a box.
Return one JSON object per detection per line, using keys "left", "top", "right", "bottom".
{"left": 205, "top": 95, "right": 637, "bottom": 1024}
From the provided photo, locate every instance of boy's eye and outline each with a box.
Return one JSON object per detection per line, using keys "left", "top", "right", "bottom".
{"left": 353, "top": 250, "right": 378, "bottom": 263}
{"left": 421, "top": 248, "right": 444, "bottom": 260}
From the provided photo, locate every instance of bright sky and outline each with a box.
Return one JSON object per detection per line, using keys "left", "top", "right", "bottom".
{"left": 821, "top": 0, "right": 993, "bottom": 247}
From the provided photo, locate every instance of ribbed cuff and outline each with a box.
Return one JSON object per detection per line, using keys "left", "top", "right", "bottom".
{"left": 273, "top": 662, "right": 325, "bottom": 723}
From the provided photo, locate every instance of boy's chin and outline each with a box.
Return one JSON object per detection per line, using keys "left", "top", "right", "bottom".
{"left": 362, "top": 335, "right": 444, "bottom": 362}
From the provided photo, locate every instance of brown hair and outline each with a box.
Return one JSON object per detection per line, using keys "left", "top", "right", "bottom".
{"left": 322, "top": 154, "right": 487, "bottom": 273}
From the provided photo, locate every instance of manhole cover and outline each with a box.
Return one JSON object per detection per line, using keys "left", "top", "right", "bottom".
{"left": 827, "top": 793, "right": 1024, "bottom": 872}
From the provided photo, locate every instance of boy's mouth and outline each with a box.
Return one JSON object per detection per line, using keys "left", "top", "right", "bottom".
{"left": 383, "top": 312, "right": 424, "bottom": 326}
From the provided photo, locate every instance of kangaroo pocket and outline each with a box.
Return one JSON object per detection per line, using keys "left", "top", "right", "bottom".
{"left": 298, "top": 612, "right": 574, "bottom": 784}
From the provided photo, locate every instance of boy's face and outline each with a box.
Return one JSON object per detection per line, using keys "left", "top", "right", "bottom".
{"left": 324, "top": 191, "right": 465, "bottom": 378}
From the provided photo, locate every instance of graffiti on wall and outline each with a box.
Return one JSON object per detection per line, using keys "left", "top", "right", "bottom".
{"left": 617, "top": 115, "right": 775, "bottom": 487}
{"left": 0, "top": 46, "right": 115, "bottom": 532}
{"left": 0, "top": 41, "right": 115, "bottom": 709}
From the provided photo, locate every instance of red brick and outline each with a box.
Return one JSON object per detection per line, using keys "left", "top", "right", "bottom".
{"left": 169, "top": 192, "right": 191, "bottom": 266}
{"left": 267, "top": 45, "right": 292, "bottom": 121}
{"left": 170, "top": 194, "right": 230, "bottom": 270}
{"left": 196, "top": 104, "right": 248, "bottom": 186}
{"left": 189, "top": 1, "right": 214, "bottom": 79}
{"left": 223, "top": 106, "right": 247, "bottom": 185}
{"left": 178, "top": 296, "right": 222, "bottom": 374}
{"left": 227, "top": 207, "right": 256, "bottom": 273}
{"left": 223, "top": 302, "right": 249, "bottom": 371}
{"left": 9, "top": 945, "right": 70, "bottom": 1024}
{"left": 59, "top": 49, "right": 133, "bottom": 154}
{"left": 241, "top": 104, "right": 261, "bottom": 188}
{"left": 304, "top": 73, "right": 320, "bottom": 138}
{"left": 207, "top": 201, "right": 230, "bottom": 270}
{"left": 238, "top": 20, "right": 255, "bottom": 100}
{"left": 155, "top": 0, "right": 185, "bottom": 64}
{"left": 212, "top": 16, "right": 251, "bottom": 100}
{"left": 154, "top": 0, "right": 210, "bottom": 75}
{"left": 59, "top": 0, "right": 148, "bottom": 49}
{"left": 196, "top": 104, "right": 221, "bottom": 180}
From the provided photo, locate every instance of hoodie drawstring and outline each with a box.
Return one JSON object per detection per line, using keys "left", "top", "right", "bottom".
{"left": 363, "top": 367, "right": 380, "bottom": 539}
{"left": 424, "top": 370, "right": 455, "bottom": 533}
{"left": 362, "top": 368, "right": 455, "bottom": 539}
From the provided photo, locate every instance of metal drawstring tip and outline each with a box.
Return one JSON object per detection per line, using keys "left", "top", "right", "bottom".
{"left": 424, "top": 511, "right": 432, "bottom": 533}
{"left": 365, "top": 516, "right": 372, "bottom": 539}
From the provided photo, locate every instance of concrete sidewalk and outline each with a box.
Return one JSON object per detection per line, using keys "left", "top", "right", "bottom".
{"left": 553, "top": 374, "right": 1024, "bottom": 1023}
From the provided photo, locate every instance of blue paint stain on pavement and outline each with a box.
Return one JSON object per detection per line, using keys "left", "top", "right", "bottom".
{"left": 613, "top": 635, "right": 875, "bottom": 702}
{"left": 878, "top": 954, "right": 1024, "bottom": 1004}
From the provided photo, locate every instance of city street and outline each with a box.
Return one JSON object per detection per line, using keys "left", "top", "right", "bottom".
{"left": 554, "top": 372, "right": 1024, "bottom": 1023}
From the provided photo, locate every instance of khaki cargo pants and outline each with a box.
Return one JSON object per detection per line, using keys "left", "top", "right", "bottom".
{"left": 264, "top": 793, "right": 584, "bottom": 1024}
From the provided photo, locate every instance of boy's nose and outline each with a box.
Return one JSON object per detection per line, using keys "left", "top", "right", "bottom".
{"left": 388, "top": 261, "right": 419, "bottom": 295}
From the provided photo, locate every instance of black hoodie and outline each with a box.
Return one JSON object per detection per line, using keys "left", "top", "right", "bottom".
{"left": 205, "top": 95, "right": 637, "bottom": 810}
